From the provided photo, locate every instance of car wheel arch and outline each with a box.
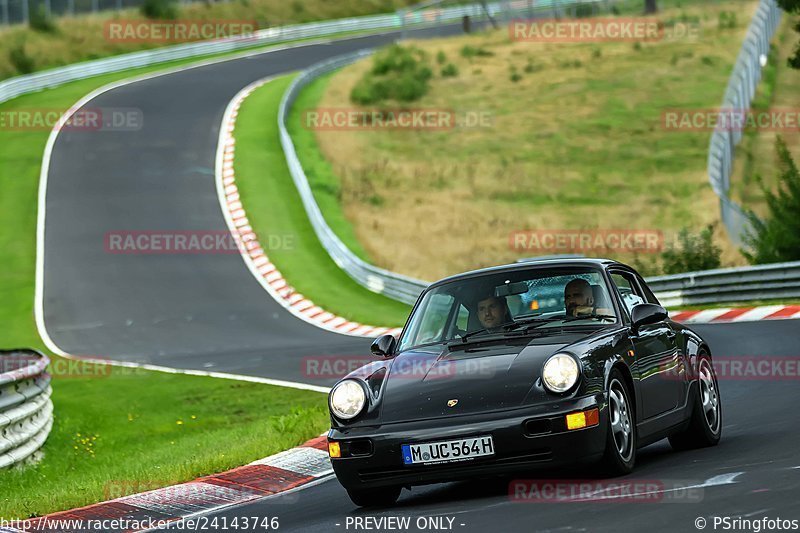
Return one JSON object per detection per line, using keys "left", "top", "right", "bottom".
{"left": 607, "top": 361, "right": 637, "bottom": 424}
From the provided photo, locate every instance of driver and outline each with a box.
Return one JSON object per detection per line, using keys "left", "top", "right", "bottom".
{"left": 564, "top": 278, "right": 595, "bottom": 317}
{"left": 477, "top": 295, "right": 509, "bottom": 329}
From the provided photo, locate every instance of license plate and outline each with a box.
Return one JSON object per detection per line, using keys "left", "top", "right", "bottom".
{"left": 402, "top": 435, "right": 494, "bottom": 465}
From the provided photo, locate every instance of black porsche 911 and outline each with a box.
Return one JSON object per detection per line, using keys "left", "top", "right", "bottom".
{"left": 326, "top": 259, "right": 722, "bottom": 507}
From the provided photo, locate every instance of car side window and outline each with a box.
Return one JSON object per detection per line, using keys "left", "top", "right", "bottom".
{"left": 455, "top": 304, "right": 469, "bottom": 332}
{"left": 635, "top": 274, "right": 661, "bottom": 305}
{"left": 610, "top": 272, "right": 645, "bottom": 316}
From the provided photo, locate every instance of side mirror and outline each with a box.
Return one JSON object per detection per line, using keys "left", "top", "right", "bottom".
{"left": 370, "top": 334, "right": 397, "bottom": 358}
{"left": 630, "top": 303, "right": 668, "bottom": 330}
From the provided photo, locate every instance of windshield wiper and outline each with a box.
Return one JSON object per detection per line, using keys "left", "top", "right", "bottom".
{"left": 453, "top": 317, "right": 550, "bottom": 343}
{"left": 503, "top": 317, "right": 554, "bottom": 331}
{"left": 560, "top": 314, "right": 617, "bottom": 323}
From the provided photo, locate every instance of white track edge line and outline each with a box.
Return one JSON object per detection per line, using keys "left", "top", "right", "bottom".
{"left": 33, "top": 34, "right": 389, "bottom": 387}
{"left": 214, "top": 77, "right": 395, "bottom": 338}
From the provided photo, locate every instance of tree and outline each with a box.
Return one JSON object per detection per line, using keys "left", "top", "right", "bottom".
{"left": 742, "top": 137, "right": 800, "bottom": 263}
{"left": 644, "top": 0, "right": 657, "bottom": 14}
{"left": 776, "top": 0, "right": 800, "bottom": 69}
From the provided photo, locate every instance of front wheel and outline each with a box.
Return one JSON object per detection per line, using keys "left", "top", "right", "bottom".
{"left": 599, "top": 370, "right": 636, "bottom": 476}
{"left": 346, "top": 486, "right": 402, "bottom": 508}
{"left": 669, "top": 355, "right": 722, "bottom": 450}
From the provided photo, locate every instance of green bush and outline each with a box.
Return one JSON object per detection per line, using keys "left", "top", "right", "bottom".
{"left": 9, "top": 45, "right": 35, "bottom": 74}
{"left": 441, "top": 63, "right": 459, "bottom": 77}
{"left": 661, "top": 226, "right": 722, "bottom": 274}
{"left": 350, "top": 45, "right": 433, "bottom": 105}
{"left": 717, "top": 11, "right": 737, "bottom": 29}
{"left": 29, "top": 6, "right": 57, "bottom": 33}
{"left": 460, "top": 45, "right": 493, "bottom": 58}
{"left": 743, "top": 137, "right": 800, "bottom": 263}
{"left": 436, "top": 50, "right": 447, "bottom": 64}
{"left": 141, "top": 0, "right": 178, "bottom": 20}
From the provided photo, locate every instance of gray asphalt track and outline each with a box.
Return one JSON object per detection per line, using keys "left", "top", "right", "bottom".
{"left": 42, "top": 26, "right": 466, "bottom": 386}
{"left": 164, "top": 320, "right": 800, "bottom": 532}
{"left": 41, "top": 20, "right": 800, "bottom": 533}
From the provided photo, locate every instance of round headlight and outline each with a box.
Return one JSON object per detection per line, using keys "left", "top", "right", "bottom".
{"left": 542, "top": 353, "right": 580, "bottom": 393}
{"left": 329, "top": 379, "right": 367, "bottom": 420}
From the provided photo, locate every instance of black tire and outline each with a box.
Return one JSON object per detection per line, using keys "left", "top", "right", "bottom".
{"left": 599, "top": 369, "right": 636, "bottom": 476}
{"left": 346, "top": 486, "right": 402, "bottom": 508}
{"left": 669, "top": 354, "right": 722, "bottom": 451}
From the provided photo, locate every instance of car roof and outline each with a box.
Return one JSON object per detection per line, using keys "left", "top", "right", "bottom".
{"left": 428, "top": 258, "right": 625, "bottom": 288}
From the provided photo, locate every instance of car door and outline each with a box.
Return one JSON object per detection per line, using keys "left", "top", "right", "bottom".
{"left": 609, "top": 269, "right": 682, "bottom": 420}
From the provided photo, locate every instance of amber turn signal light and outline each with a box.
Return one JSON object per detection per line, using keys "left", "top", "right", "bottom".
{"left": 566, "top": 407, "right": 600, "bottom": 430}
{"left": 328, "top": 441, "right": 341, "bottom": 458}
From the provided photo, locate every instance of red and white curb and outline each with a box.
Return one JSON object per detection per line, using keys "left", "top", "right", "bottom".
{"left": 670, "top": 305, "right": 800, "bottom": 324}
{"left": 215, "top": 78, "right": 402, "bottom": 339}
{"left": 11, "top": 436, "right": 332, "bottom": 532}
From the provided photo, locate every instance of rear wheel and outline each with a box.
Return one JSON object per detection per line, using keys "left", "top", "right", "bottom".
{"left": 599, "top": 370, "right": 636, "bottom": 475}
{"left": 346, "top": 486, "right": 401, "bottom": 508}
{"left": 669, "top": 355, "right": 722, "bottom": 450}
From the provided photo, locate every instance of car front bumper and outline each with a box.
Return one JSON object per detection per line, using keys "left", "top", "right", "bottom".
{"left": 328, "top": 392, "right": 608, "bottom": 490}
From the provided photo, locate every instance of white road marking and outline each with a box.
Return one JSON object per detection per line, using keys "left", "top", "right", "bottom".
{"left": 33, "top": 31, "right": 393, "bottom": 373}
{"left": 580, "top": 472, "right": 743, "bottom": 500}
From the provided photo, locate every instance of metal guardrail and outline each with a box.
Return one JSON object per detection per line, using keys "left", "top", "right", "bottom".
{"left": 0, "top": 349, "right": 53, "bottom": 469}
{"left": 0, "top": 15, "right": 405, "bottom": 106}
{"left": 279, "top": 45, "right": 800, "bottom": 308}
{"left": 277, "top": 0, "right": 609, "bottom": 305}
{"left": 279, "top": 49, "right": 428, "bottom": 305}
{"left": 707, "top": 0, "right": 782, "bottom": 245}
{"left": 0, "top": 0, "right": 576, "bottom": 107}
{"left": 647, "top": 261, "right": 800, "bottom": 307}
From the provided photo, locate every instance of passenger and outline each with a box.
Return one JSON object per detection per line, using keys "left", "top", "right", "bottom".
{"left": 476, "top": 295, "right": 510, "bottom": 329}
{"left": 564, "top": 278, "right": 595, "bottom": 317}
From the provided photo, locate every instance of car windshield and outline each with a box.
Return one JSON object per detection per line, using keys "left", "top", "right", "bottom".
{"left": 397, "top": 266, "right": 618, "bottom": 352}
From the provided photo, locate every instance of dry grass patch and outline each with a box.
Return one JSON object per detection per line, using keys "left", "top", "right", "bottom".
{"left": 311, "top": 0, "right": 757, "bottom": 280}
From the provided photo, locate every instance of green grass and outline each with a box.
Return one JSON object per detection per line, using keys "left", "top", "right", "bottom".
{"left": 0, "top": 44, "right": 347, "bottom": 521}
{"left": 1, "top": 359, "right": 329, "bottom": 519}
{"left": 232, "top": 75, "right": 411, "bottom": 327}
{"left": 0, "top": 42, "right": 317, "bottom": 351}
{"left": 288, "top": 72, "right": 374, "bottom": 263}
{"left": 0, "top": 0, "right": 418, "bottom": 80}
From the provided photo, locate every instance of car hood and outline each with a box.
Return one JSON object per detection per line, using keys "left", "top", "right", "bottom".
{"left": 377, "top": 332, "right": 593, "bottom": 423}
